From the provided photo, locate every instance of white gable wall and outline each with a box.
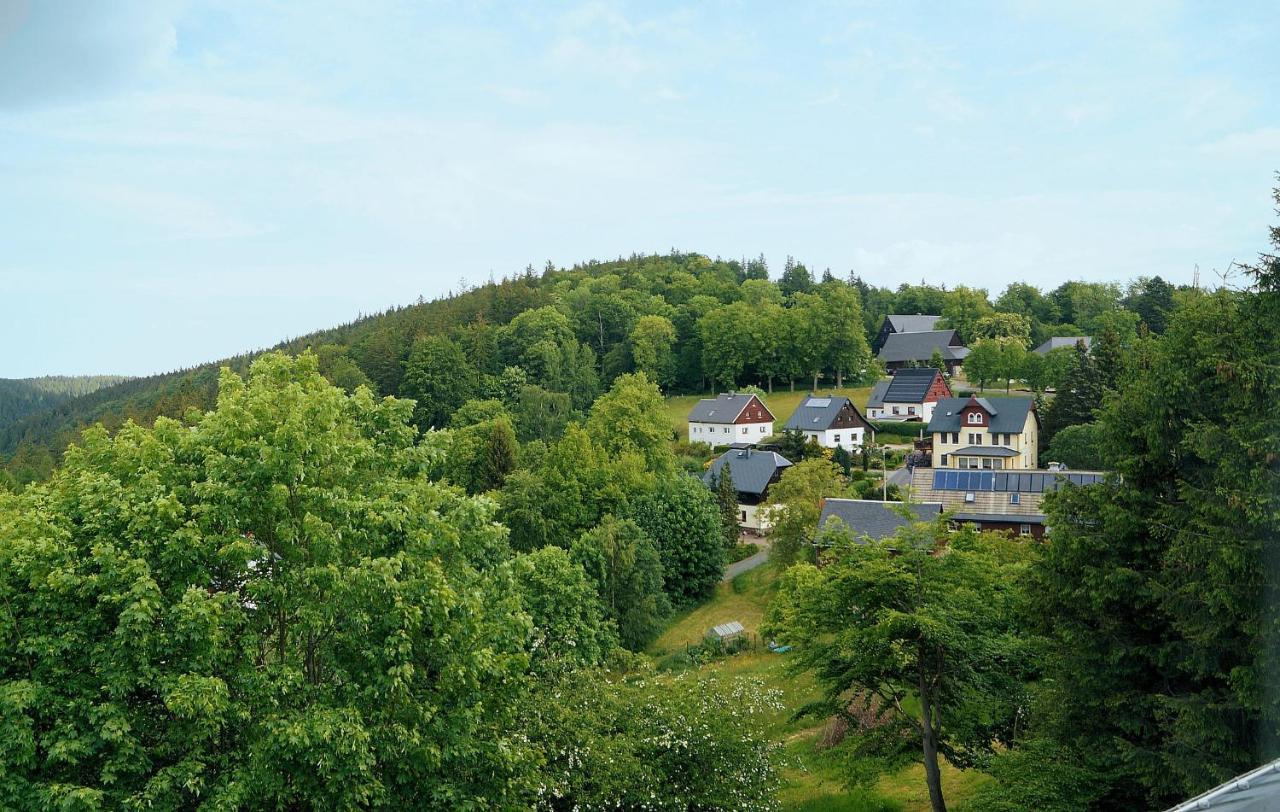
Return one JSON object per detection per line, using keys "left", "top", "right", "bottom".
{"left": 689, "top": 420, "right": 773, "bottom": 445}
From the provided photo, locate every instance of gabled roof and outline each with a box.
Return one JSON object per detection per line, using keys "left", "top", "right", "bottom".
{"left": 1034, "top": 336, "right": 1092, "bottom": 355}
{"left": 687, "top": 393, "right": 773, "bottom": 424}
{"left": 926, "top": 396, "right": 1036, "bottom": 435}
{"left": 878, "top": 330, "right": 970, "bottom": 364}
{"left": 885, "top": 314, "right": 942, "bottom": 333}
{"left": 876, "top": 368, "right": 944, "bottom": 404}
{"left": 867, "top": 380, "right": 892, "bottom": 409}
{"left": 782, "top": 395, "right": 867, "bottom": 431}
{"left": 703, "top": 448, "right": 793, "bottom": 496}
{"left": 818, "top": 498, "right": 943, "bottom": 542}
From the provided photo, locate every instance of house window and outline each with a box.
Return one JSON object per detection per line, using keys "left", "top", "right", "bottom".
{"left": 940, "top": 454, "right": 949, "bottom": 466}
{"left": 742, "top": 427, "right": 749, "bottom": 434}
{"left": 908, "top": 406, "right": 916, "bottom": 415}
{"left": 968, "top": 412, "right": 982, "bottom": 424}
{"left": 759, "top": 425, "right": 766, "bottom": 433}
{"left": 1010, "top": 493, "right": 1020, "bottom": 504}
{"left": 724, "top": 427, "right": 730, "bottom": 434}
{"left": 892, "top": 406, "right": 900, "bottom": 415}
{"left": 741, "top": 510, "right": 748, "bottom": 523}
{"left": 964, "top": 492, "right": 976, "bottom": 503}
{"left": 1019, "top": 524, "right": 1032, "bottom": 536}
{"left": 981, "top": 458, "right": 993, "bottom": 469}
{"left": 833, "top": 434, "right": 841, "bottom": 442}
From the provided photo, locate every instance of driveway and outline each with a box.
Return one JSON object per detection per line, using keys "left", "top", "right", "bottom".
{"left": 886, "top": 466, "right": 913, "bottom": 490}
{"left": 723, "top": 539, "right": 770, "bottom": 581}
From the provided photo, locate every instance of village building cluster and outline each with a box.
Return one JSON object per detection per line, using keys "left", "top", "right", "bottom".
{"left": 689, "top": 313, "right": 1102, "bottom": 539}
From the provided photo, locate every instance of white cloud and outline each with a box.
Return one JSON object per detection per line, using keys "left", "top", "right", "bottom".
{"left": 0, "top": 1, "right": 181, "bottom": 107}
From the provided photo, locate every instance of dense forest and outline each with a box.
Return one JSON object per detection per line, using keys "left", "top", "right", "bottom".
{"left": 1, "top": 250, "right": 1183, "bottom": 489}
{"left": 0, "top": 375, "right": 128, "bottom": 433}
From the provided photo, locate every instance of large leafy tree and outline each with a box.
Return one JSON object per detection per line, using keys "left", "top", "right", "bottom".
{"left": 628, "top": 474, "right": 725, "bottom": 607}
{"left": 0, "top": 352, "right": 536, "bottom": 809}
{"left": 510, "top": 545, "right": 617, "bottom": 669}
{"left": 400, "top": 333, "right": 477, "bottom": 429}
{"left": 629, "top": 314, "right": 678, "bottom": 391}
{"left": 764, "top": 458, "right": 846, "bottom": 567}
{"left": 586, "top": 372, "right": 675, "bottom": 475}
{"left": 765, "top": 519, "right": 1033, "bottom": 812}
{"left": 570, "top": 516, "right": 670, "bottom": 651}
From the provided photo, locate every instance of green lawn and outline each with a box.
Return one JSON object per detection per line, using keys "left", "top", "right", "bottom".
{"left": 649, "top": 563, "right": 993, "bottom": 811}
{"left": 665, "top": 386, "right": 875, "bottom": 438}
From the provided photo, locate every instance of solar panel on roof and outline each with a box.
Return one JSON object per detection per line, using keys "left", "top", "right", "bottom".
{"left": 934, "top": 471, "right": 946, "bottom": 489}
{"left": 808, "top": 397, "right": 831, "bottom": 407}
{"left": 979, "top": 472, "right": 993, "bottom": 490}
{"left": 995, "top": 473, "right": 1009, "bottom": 491}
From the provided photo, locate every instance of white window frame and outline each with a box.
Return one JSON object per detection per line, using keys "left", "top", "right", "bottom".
{"left": 968, "top": 412, "right": 982, "bottom": 425}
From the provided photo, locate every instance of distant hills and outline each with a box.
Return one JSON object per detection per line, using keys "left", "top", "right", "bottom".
{"left": 0, "top": 376, "right": 131, "bottom": 432}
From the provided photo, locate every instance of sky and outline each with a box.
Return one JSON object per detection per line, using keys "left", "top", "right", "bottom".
{"left": 1, "top": 1, "right": 1277, "bottom": 377}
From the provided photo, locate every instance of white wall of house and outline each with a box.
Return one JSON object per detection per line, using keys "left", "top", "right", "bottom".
{"left": 800, "top": 426, "right": 866, "bottom": 451}
{"left": 868, "top": 401, "right": 936, "bottom": 422}
{"left": 739, "top": 502, "right": 775, "bottom": 531}
{"left": 688, "top": 420, "right": 773, "bottom": 445}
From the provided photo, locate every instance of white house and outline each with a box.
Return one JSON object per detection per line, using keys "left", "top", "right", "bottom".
{"left": 687, "top": 392, "right": 775, "bottom": 445}
{"left": 781, "top": 395, "right": 872, "bottom": 451}
{"left": 866, "top": 368, "right": 952, "bottom": 422}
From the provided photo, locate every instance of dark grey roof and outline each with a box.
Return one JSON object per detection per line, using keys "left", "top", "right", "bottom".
{"left": 951, "top": 445, "right": 1019, "bottom": 457}
{"left": 952, "top": 513, "right": 1046, "bottom": 525}
{"left": 930, "top": 469, "right": 1106, "bottom": 493}
{"left": 783, "top": 395, "right": 864, "bottom": 431}
{"left": 926, "top": 396, "right": 1035, "bottom": 435}
{"left": 818, "top": 499, "right": 943, "bottom": 542}
{"left": 687, "top": 393, "right": 771, "bottom": 424}
{"left": 867, "top": 380, "right": 892, "bottom": 408}
{"left": 703, "top": 448, "right": 792, "bottom": 496}
{"left": 878, "top": 331, "right": 970, "bottom": 364}
{"left": 886, "top": 314, "right": 942, "bottom": 333}
{"left": 879, "top": 368, "right": 943, "bottom": 404}
{"left": 1034, "top": 336, "right": 1091, "bottom": 355}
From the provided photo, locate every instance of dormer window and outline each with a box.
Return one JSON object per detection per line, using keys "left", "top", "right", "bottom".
{"left": 967, "top": 412, "right": 983, "bottom": 425}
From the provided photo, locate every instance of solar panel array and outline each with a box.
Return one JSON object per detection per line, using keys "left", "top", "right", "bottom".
{"left": 884, "top": 369, "right": 936, "bottom": 402}
{"left": 807, "top": 397, "right": 831, "bottom": 407}
{"left": 931, "top": 470, "right": 1104, "bottom": 493}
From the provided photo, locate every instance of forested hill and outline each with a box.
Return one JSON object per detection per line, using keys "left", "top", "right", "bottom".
{"left": 0, "top": 376, "right": 130, "bottom": 433}
{"left": 1, "top": 251, "right": 1178, "bottom": 486}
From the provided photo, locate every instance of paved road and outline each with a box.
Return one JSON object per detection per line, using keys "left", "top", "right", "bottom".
{"left": 887, "top": 467, "right": 913, "bottom": 490}
{"left": 723, "top": 541, "right": 770, "bottom": 582}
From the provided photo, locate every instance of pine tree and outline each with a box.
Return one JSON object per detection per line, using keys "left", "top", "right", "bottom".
{"left": 714, "top": 465, "right": 740, "bottom": 549}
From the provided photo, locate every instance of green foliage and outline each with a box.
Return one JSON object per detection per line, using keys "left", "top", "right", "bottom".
{"left": 1025, "top": 247, "right": 1280, "bottom": 805}
{"left": 629, "top": 473, "right": 726, "bottom": 607}
{"left": 764, "top": 458, "right": 847, "bottom": 567}
{"left": 512, "top": 384, "right": 572, "bottom": 442}
{"left": 518, "top": 668, "right": 782, "bottom": 810}
{"left": 510, "top": 546, "right": 617, "bottom": 668}
{"left": 765, "top": 519, "right": 1033, "bottom": 812}
{"left": 400, "top": 334, "right": 477, "bottom": 429}
{"left": 713, "top": 464, "right": 741, "bottom": 548}
{"left": 971, "top": 312, "right": 1031, "bottom": 344}
{"left": 1043, "top": 422, "right": 1105, "bottom": 469}
{"left": 587, "top": 372, "right": 675, "bottom": 474}
{"left": 0, "top": 351, "right": 536, "bottom": 809}
{"left": 1040, "top": 341, "right": 1102, "bottom": 442}
{"left": 570, "top": 515, "right": 670, "bottom": 651}
{"left": 630, "top": 314, "right": 678, "bottom": 391}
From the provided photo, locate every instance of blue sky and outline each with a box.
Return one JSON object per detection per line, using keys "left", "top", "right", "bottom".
{"left": 1, "top": 1, "right": 1276, "bottom": 377}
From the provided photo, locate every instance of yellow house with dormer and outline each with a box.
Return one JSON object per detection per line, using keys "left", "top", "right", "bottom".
{"left": 925, "top": 396, "right": 1039, "bottom": 470}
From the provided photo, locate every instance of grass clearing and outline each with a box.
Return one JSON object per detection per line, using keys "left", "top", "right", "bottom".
{"left": 649, "top": 558, "right": 993, "bottom": 810}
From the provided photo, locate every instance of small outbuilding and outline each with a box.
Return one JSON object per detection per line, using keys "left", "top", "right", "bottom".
{"left": 707, "top": 621, "right": 746, "bottom": 643}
